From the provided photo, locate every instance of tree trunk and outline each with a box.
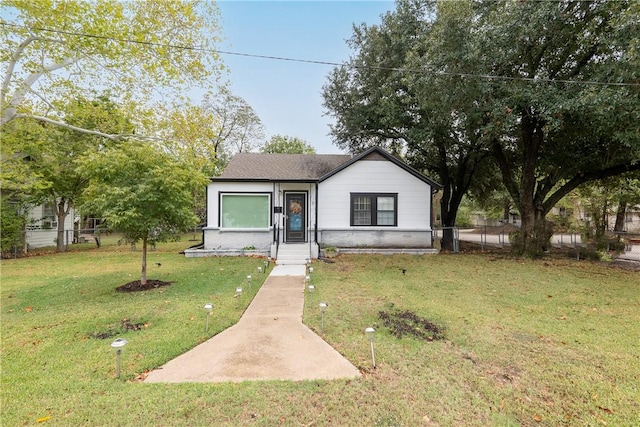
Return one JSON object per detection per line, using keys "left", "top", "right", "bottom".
{"left": 517, "top": 205, "right": 534, "bottom": 254}
{"left": 533, "top": 208, "right": 552, "bottom": 253}
{"left": 21, "top": 220, "right": 27, "bottom": 254}
{"left": 439, "top": 184, "right": 464, "bottom": 251}
{"left": 440, "top": 205, "right": 457, "bottom": 252}
{"left": 55, "top": 198, "right": 73, "bottom": 252}
{"left": 56, "top": 213, "right": 66, "bottom": 252}
{"left": 503, "top": 201, "right": 511, "bottom": 223}
{"left": 594, "top": 200, "right": 608, "bottom": 247}
{"left": 518, "top": 207, "right": 552, "bottom": 256}
{"left": 614, "top": 202, "right": 627, "bottom": 232}
{"left": 141, "top": 236, "right": 148, "bottom": 285}
{"left": 508, "top": 111, "right": 549, "bottom": 256}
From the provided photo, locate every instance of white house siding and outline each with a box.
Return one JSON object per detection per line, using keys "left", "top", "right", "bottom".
{"left": 24, "top": 229, "right": 58, "bottom": 248}
{"left": 204, "top": 181, "right": 273, "bottom": 251}
{"left": 317, "top": 160, "right": 433, "bottom": 247}
{"left": 203, "top": 181, "right": 318, "bottom": 251}
{"left": 25, "top": 203, "right": 75, "bottom": 248}
{"left": 273, "top": 182, "right": 317, "bottom": 243}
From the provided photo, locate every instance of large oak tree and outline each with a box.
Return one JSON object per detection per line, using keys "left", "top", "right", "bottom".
{"left": 476, "top": 0, "right": 640, "bottom": 254}
{"left": 323, "top": 0, "right": 495, "bottom": 250}
{"left": 323, "top": 0, "right": 640, "bottom": 254}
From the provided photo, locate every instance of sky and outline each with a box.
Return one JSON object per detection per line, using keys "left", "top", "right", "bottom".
{"left": 215, "top": 1, "right": 395, "bottom": 154}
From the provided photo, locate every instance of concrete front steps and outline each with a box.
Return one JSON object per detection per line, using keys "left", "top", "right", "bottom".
{"left": 276, "top": 243, "right": 311, "bottom": 265}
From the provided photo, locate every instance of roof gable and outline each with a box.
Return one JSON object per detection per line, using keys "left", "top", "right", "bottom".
{"left": 212, "top": 147, "right": 441, "bottom": 189}
{"left": 319, "top": 147, "right": 442, "bottom": 189}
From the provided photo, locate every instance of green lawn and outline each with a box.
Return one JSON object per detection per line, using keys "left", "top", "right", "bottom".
{"left": 1, "top": 243, "right": 638, "bottom": 426}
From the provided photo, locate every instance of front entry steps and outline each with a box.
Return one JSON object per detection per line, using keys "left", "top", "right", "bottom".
{"left": 276, "top": 243, "right": 311, "bottom": 265}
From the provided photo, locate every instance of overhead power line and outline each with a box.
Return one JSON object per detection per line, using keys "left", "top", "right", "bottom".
{"left": 2, "top": 21, "right": 638, "bottom": 88}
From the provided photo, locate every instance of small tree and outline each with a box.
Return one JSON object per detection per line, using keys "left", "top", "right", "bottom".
{"left": 79, "top": 141, "right": 207, "bottom": 285}
{"left": 0, "top": 199, "right": 27, "bottom": 255}
{"left": 39, "top": 95, "right": 131, "bottom": 252}
{"left": 1, "top": 118, "right": 51, "bottom": 254}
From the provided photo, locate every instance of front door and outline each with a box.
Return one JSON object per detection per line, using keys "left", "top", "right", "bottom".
{"left": 285, "top": 193, "right": 306, "bottom": 242}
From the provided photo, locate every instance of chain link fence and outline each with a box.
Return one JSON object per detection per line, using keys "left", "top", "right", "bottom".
{"left": 618, "top": 234, "right": 640, "bottom": 261}
{"left": 432, "top": 227, "right": 460, "bottom": 253}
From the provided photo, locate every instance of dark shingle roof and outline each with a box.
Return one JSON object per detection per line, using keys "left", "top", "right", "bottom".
{"left": 213, "top": 147, "right": 442, "bottom": 189}
{"left": 216, "top": 153, "right": 352, "bottom": 181}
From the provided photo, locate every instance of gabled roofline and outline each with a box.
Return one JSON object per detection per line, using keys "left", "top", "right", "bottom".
{"left": 318, "top": 146, "right": 442, "bottom": 189}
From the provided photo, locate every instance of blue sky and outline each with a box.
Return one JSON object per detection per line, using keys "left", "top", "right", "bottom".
{"left": 216, "top": 1, "right": 395, "bottom": 153}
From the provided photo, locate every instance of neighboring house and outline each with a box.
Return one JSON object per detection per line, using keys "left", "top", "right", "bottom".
{"left": 24, "top": 200, "right": 76, "bottom": 248}
{"left": 469, "top": 212, "right": 521, "bottom": 228}
{"left": 186, "top": 146, "right": 441, "bottom": 259}
{"left": 550, "top": 203, "right": 640, "bottom": 233}
{"left": 621, "top": 206, "right": 640, "bottom": 232}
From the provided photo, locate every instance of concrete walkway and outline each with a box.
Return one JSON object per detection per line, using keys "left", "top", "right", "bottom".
{"left": 144, "top": 264, "right": 361, "bottom": 383}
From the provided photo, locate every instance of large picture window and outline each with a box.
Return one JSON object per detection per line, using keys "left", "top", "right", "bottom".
{"left": 350, "top": 193, "right": 397, "bottom": 226}
{"left": 220, "top": 194, "right": 270, "bottom": 228}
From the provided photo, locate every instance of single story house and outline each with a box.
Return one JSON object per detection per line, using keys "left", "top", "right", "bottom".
{"left": 24, "top": 201, "right": 75, "bottom": 249}
{"left": 186, "top": 146, "right": 441, "bottom": 259}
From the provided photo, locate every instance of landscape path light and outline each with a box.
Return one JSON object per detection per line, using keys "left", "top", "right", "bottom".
{"left": 365, "top": 327, "right": 376, "bottom": 369}
{"left": 307, "top": 284, "right": 315, "bottom": 306}
{"left": 246, "top": 275, "right": 252, "bottom": 294}
{"left": 235, "top": 287, "right": 243, "bottom": 308}
{"left": 319, "top": 302, "right": 328, "bottom": 331}
{"left": 110, "top": 338, "right": 128, "bottom": 378}
{"left": 203, "top": 303, "right": 214, "bottom": 333}
{"left": 308, "top": 266, "right": 314, "bottom": 274}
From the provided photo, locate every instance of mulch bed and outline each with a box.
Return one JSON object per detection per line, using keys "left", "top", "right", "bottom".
{"left": 115, "top": 279, "right": 173, "bottom": 292}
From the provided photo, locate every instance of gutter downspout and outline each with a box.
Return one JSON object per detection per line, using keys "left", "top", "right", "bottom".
{"left": 314, "top": 182, "right": 319, "bottom": 245}
{"left": 201, "top": 182, "right": 208, "bottom": 248}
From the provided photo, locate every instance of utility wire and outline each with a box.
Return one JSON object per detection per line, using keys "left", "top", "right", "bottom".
{"left": 2, "top": 21, "right": 638, "bottom": 88}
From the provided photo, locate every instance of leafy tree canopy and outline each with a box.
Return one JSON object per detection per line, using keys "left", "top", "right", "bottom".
{"left": 261, "top": 135, "right": 316, "bottom": 154}
{"left": 201, "top": 86, "right": 265, "bottom": 166}
{"left": 78, "top": 141, "right": 207, "bottom": 284}
{"left": 476, "top": 0, "right": 640, "bottom": 254}
{"left": 1, "top": 0, "right": 224, "bottom": 138}
{"left": 2, "top": 94, "right": 133, "bottom": 251}
{"left": 323, "top": 0, "right": 640, "bottom": 255}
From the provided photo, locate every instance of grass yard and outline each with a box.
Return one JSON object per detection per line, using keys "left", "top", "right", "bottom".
{"left": 1, "top": 244, "right": 638, "bottom": 426}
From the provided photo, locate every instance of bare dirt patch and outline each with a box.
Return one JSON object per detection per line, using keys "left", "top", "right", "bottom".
{"left": 378, "top": 308, "right": 446, "bottom": 341}
{"left": 90, "top": 318, "right": 149, "bottom": 339}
